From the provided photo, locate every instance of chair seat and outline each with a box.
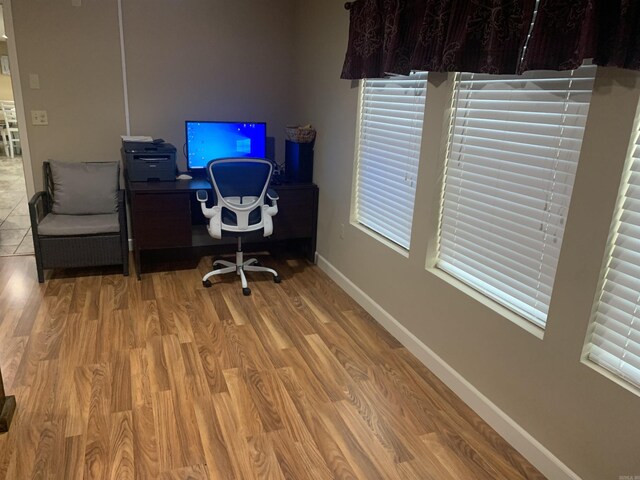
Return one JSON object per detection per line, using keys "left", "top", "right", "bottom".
{"left": 38, "top": 213, "right": 120, "bottom": 236}
{"left": 221, "top": 206, "right": 262, "bottom": 227}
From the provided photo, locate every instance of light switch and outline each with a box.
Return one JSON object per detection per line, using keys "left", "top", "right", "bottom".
{"left": 29, "top": 73, "right": 40, "bottom": 89}
{"left": 31, "top": 110, "right": 48, "bottom": 126}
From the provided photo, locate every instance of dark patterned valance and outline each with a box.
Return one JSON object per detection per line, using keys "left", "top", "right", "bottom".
{"left": 341, "top": 0, "right": 640, "bottom": 79}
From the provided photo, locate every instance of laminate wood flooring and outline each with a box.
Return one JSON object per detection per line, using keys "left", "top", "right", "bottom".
{"left": 0, "top": 254, "right": 545, "bottom": 479}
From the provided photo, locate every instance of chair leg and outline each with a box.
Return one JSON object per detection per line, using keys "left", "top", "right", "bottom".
{"left": 32, "top": 239, "right": 45, "bottom": 283}
{"left": 244, "top": 265, "right": 278, "bottom": 277}
{"left": 201, "top": 237, "right": 280, "bottom": 294}
{"left": 238, "top": 267, "right": 252, "bottom": 296}
{"left": 213, "top": 259, "right": 235, "bottom": 269}
{"left": 35, "top": 256, "right": 44, "bottom": 283}
{"left": 203, "top": 266, "right": 236, "bottom": 283}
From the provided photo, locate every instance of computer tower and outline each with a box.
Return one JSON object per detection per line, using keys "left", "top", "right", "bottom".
{"left": 285, "top": 140, "right": 314, "bottom": 183}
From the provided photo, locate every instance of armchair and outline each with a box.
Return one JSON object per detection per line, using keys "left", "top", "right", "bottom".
{"left": 198, "top": 157, "right": 280, "bottom": 295}
{"left": 29, "top": 160, "right": 129, "bottom": 282}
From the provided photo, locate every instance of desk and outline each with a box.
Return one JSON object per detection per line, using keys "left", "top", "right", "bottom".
{"left": 126, "top": 176, "right": 318, "bottom": 278}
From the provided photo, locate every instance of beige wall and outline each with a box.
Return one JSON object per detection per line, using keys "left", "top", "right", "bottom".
{"left": 0, "top": 42, "right": 13, "bottom": 101}
{"left": 12, "top": 0, "right": 126, "bottom": 190}
{"left": 293, "top": 1, "right": 640, "bottom": 479}
{"left": 12, "top": 0, "right": 297, "bottom": 187}
{"left": 122, "top": 0, "right": 297, "bottom": 171}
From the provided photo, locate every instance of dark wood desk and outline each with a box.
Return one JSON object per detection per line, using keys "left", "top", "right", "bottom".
{"left": 126, "top": 176, "right": 318, "bottom": 278}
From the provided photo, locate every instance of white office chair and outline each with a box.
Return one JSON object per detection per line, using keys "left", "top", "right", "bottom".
{"left": 197, "top": 157, "right": 281, "bottom": 296}
{"left": 1, "top": 101, "right": 19, "bottom": 158}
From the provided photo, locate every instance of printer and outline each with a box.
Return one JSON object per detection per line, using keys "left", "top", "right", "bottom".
{"left": 122, "top": 140, "right": 177, "bottom": 181}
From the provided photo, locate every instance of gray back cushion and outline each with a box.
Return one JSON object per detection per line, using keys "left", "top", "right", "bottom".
{"left": 49, "top": 160, "right": 119, "bottom": 215}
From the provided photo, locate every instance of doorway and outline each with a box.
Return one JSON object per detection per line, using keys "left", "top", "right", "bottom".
{"left": 0, "top": 3, "right": 32, "bottom": 256}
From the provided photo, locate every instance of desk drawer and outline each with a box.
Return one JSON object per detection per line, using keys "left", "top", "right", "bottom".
{"left": 272, "top": 187, "right": 316, "bottom": 239}
{"left": 132, "top": 192, "right": 192, "bottom": 249}
{"left": 133, "top": 192, "right": 188, "bottom": 213}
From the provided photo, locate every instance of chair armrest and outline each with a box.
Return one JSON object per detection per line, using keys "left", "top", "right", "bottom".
{"left": 197, "top": 190, "right": 218, "bottom": 219}
{"left": 196, "top": 190, "right": 209, "bottom": 203}
{"left": 117, "top": 189, "right": 125, "bottom": 209}
{"left": 267, "top": 188, "right": 279, "bottom": 203}
{"left": 28, "top": 191, "right": 50, "bottom": 232}
{"left": 117, "top": 189, "right": 127, "bottom": 228}
{"left": 264, "top": 188, "right": 278, "bottom": 219}
{"left": 262, "top": 189, "right": 279, "bottom": 236}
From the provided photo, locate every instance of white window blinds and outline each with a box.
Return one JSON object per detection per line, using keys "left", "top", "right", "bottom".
{"left": 438, "top": 65, "right": 596, "bottom": 327}
{"left": 587, "top": 124, "right": 640, "bottom": 389}
{"left": 354, "top": 71, "right": 427, "bottom": 249}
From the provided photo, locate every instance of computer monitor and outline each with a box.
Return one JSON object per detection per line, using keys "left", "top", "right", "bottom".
{"left": 185, "top": 121, "right": 267, "bottom": 171}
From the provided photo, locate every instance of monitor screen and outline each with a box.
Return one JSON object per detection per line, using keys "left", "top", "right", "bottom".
{"left": 185, "top": 121, "right": 267, "bottom": 170}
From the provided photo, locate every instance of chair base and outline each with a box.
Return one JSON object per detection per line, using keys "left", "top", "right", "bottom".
{"left": 202, "top": 238, "right": 280, "bottom": 295}
{"left": 35, "top": 233, "right": 129, "bottom": 283}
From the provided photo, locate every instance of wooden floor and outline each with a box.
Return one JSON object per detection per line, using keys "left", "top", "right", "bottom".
{"left": 0, "top": 253, "right": 545, "bottom": 479}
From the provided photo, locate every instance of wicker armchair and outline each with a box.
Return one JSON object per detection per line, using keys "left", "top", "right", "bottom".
{"left": 28, "top": 161, "right": 129, "bottom": 283}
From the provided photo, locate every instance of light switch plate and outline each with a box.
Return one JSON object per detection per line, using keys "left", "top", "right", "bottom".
{"left": 29, "top": 73, "right": 40, "bottom": 89}
{"left": 31, "top": 110, "right": 48, "bottom": 126}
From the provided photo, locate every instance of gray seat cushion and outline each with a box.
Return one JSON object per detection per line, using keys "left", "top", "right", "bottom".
{"left": 49, "top": 160, "right": 119, "bottom": 215}
{"left": 38, "top": 213, "right": 120, "bottom": 236}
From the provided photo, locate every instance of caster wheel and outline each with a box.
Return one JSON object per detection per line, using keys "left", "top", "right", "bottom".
{"left": 253, "top": 261, "right": 262, "bottom": 267}
{"left": 202, "top": 280, "right": 212, "bottom": 288}
{"left": 274, "top": 275, "right": 282, "bottom": 284}
{"left": 243, "top": 287, "right": 251, "bottom": 296}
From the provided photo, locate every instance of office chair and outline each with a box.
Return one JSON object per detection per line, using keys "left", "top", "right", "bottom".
{"left": 197, "top": 157, "right": 281, "bottom": 296}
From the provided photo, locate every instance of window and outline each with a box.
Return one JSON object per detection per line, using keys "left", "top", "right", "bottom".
{"left": 586, "top": 123, "right": 640, "bottom": 389}
{"left": 437, "top": 65, "right": 596, "bottom": 327}
{"left": 354, "top": 71, "right": 427, "bottom": 249}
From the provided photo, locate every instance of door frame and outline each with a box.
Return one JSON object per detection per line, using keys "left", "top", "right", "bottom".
{"left": 0, "top": 0, "right": 35, "bottom": 198}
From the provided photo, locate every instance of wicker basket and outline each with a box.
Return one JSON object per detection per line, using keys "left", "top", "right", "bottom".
{"left": 285, "top": 125, "right": 316, "bottom": 143}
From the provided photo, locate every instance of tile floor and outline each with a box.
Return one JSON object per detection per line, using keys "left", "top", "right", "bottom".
{"left": 0, "top": 156, "right": 34, "bottom": 256}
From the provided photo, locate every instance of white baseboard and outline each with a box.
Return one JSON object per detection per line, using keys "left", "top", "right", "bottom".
{"left": 316, "top": 254, "right": 580, "bottom": 480}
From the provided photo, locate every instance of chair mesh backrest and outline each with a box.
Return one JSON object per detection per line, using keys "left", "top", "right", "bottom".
{"left": 207, "top": 158, "right": 272, "bottom": 199}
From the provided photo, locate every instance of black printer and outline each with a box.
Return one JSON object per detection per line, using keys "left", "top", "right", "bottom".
{"left": 122, "top": 140, "right": 177, "bottom": 181}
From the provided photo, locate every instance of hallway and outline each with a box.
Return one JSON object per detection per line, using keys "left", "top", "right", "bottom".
{"left": 0, "top": 155, "right": 33, "bottom": 256}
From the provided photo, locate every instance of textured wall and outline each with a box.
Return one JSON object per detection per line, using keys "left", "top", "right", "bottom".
{"left": 121, "top": 0, "right": 297, "bottom": 171}
{"left": 12, "top": 0, "right": 126, "bottom": 190}
{"left": 12, "top": 0, "right": 297, "bottom": 187}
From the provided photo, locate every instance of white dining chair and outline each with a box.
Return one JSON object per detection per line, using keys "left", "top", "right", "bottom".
{"left": 1, "top": 101, "right": 19, "bottom": 158}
